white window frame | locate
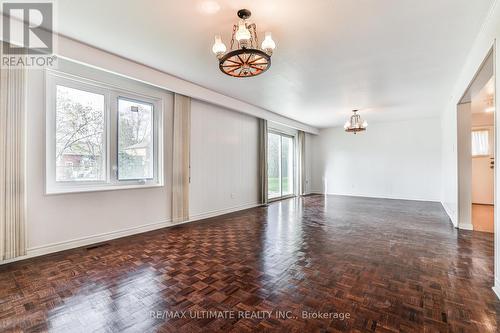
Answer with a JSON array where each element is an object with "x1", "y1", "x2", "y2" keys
[{"x1": 45, "y1": 70, "x2": 164, "y2": 194}]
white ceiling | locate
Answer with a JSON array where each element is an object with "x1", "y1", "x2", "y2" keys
[
  {"x1": 471, "y1": 74, "x2": 494, "y2": 126},
  {"x1": 472, "y1": 77, "x2": 495, "y2": 114},
  {"x1": 53, "y1": 0, "x2": 495, "y2": 128}
]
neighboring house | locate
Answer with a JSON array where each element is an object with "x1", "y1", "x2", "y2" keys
[{"x1": 57, "y1": 147, "x2": 100, "y2": 181}]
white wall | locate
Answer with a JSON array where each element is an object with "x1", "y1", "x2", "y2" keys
[
  {"x1": 440, "y1": 0, "x2": 500, "y2": 296},
  {"x1": 55, "y1": 35, "x2": 318, "y2": 135},
  {"x1": 0, "y1": 34, "x2": 317, "y2": 264},
  {"x1": 310, "y1": 118, "x2": 442, "y2": 201},
  {"x1": 23, "y1": 63, "x2": 269, "y2": 259},
  {"x1": 189, "y1": 100, "x2": 260, "y2": 219},
  {"x1": 26, "y1": 62, "x2": 174, "y2": 255}
]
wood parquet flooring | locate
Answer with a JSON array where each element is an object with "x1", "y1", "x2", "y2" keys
[{"x1": 0, "y1": 195, "x2": 499, "y2": 332}]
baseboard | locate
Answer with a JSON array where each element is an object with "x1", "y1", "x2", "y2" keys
[
  {"x1": 315, "y1": 192, "x2": 440, "y2": 203},
  {"x1": 1, "y1": 202, "x2": 261, "y2": 266},
  {"x1": 0, "y1": 218, "x2": 174, "y2": 265},
  {"x1": 441, "y1": 202, "x2": 458, "y2": 227},
  {"x1": 459, "y1": 223, "x2": 474, "y2": 231},
  {"x1": 493, "y1": 278, "x2": 500, "y2": 299},
  {"x1": 187, "y1": 202, "x2": 260, "y2": 222}
]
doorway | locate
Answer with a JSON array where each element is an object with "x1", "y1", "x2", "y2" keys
[
  {"x1": 471, "y1": 77, "x2": 495, "y2": 232},
  {"x1": 457, "y1": 49, "x2": 495, "y2": 232},
  {"x1": 268, "y1": 131, "x2": 295, "y2": 200}
]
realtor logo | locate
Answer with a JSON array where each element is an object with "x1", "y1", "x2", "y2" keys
[{"x1": 2, "y1": 2, "x2": 53, "y2": 54}]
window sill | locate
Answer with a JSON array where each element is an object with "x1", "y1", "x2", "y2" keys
[{"x1": 45, "y1": 182, "x2": 164, "y2": 195}]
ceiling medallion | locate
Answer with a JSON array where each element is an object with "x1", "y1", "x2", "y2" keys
[
  {"x1": 344, "y1": 110, "x2": 368, "y2": 134},
  {"x1": 212, "y1": 9, "x2": 276, "y2": 78}
]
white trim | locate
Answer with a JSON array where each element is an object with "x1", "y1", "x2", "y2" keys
[
  {"x1": 55, "y1": 34, "x2": 319, "y2": 135},
  {"x1": 45, "y1": 68, "x2": 164, "y2": 194},
  {"x1": 493, "y1": 278, "x2": 500, "y2": 299},
  {"x1": 188, "y1": 202, "x2": 261, "y2": 222},
  {"x1": 459, "y1": 223, "x2": 474, "y2": 230},
  {"x1": 0, "y1": 202, "x2": 261, "y2": 266},
  {"x1": 441, "y1": 202, "x2": 458, "y2": 227},
  {"x1": 44, "y1": 183, "x2": 164, "y2": 195},
  {"x1": 313, "y1": 192, "x2": 441, "y2": 203}
]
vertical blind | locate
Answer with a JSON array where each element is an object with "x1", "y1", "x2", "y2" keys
[{"x1": 0, "y1": 54, "x2": 27, "y2": 260}]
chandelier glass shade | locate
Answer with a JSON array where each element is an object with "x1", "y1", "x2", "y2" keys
[
  {"x1": 212, "y1": 9, "x2": 276, "y2": 78},
  {"x1": 344, "y1": 110, "x2": 368, "y2": 134}
]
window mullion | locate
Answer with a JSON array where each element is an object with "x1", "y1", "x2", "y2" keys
[{"x1": 109, "y1": 92, "x2": 118, "y2": 183}]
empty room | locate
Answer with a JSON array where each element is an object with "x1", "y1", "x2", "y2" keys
[{"x1": 1, "y1": 0, "x2": 500, "y2": 332}]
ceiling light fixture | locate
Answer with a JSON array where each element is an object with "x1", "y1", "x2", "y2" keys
[
  {"x1": 212, "y1": 9, "x2": 276, "y2": 78},
  {"x1": 344, "y1": 110, "x2": 368, "y2": 134},
  {"x1": 485, "y1": 96, "x2": 495, "y2": 113}
]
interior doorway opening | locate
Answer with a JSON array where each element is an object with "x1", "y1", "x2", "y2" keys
[{"x1": 457, "y1": 49, "x2": 495, "y2": 232}]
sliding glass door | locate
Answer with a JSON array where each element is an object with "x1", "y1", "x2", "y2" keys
[{"x1": 268, "y1": 131, "x2": 295, "y2": 200}]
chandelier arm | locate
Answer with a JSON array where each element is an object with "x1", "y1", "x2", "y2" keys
[
  {"x1": 236, "y1": 54, "x2": 245, "y2": 64},
  {"x1": 225, "y1": 59, "x2": 241, "y2": 65},
  {"x1": 226, "y1": 67, "x2": 240, "y2": 75},
  {"x1": 249, "y1": 65, "x2": 265, "y2": 71},
  {"x1": 230, "y1": 24, "x2": 237, "y2": 51},
  {"x1": 248, "y1": 56, "x2": 264, "y2": 64},
  {"x1": 249, "y1": 23, "x2": 258, "y2": 49}
]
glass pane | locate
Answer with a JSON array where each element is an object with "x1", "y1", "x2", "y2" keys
[
  {"x1": 56, "y1": 85, "x2": 105, "y2": 182},
  {"x1": 281, "y1": 136, "x2": 294, "y2": 196},
  {"x1": 118, "y1": 98, "x2": 154, "y2": 180},
  {"x1": 268, "y1": 133, "x2": 281, "y2": 199}
]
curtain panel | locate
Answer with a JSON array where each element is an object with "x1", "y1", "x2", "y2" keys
[
  {"x1": 0, "y1": 59, "x2": 27, "y2": 260},
  {"x1": 172, "y1": 93, "x2": 191, "y2": 223},
  {"x1": 297, "y1": 130, "x2": 306, "y2": 196},
  {"x1": 259, "y1": 119, "x2": 268, "y2": 205}
]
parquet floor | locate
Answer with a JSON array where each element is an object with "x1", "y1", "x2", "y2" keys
[{"x1": 0, "y1": 195, "x2": 499, "y2": 332}]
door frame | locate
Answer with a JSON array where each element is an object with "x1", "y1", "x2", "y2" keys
[{"x1": 457, "y1": 45, "x2": 496, "y2": 231}]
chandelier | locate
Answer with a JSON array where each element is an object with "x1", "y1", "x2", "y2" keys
[
  {"x1": 344, "y1": 110, "x2": 368, "y2": 134},
  {"x1": 212, "y1": 9, "x2": 276, "y2": 78}
]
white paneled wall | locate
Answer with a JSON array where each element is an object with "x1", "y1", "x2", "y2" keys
[
  {"x1": 189, "y1": 100, "x2": 260, "y2": 219},
  {"x1": 310, "y1": 118, "x2": 442, "y2": 201}
]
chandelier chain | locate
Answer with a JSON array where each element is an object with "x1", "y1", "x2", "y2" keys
[{"x1": 230, "y1": 24, "x2": 237, "y2": 50}]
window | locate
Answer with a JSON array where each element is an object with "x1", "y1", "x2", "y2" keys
[
  {"x1": 55, "y1": 85, "x2": 105, "y2": 182},
  {"x1": 472, "y1": 130, "x2": 489, "y2": 156},
  {"x1": 46, "y1": 70, "x2": 163, "y2": 194},
  {"x1": 268, "y1": 131, "x2": 295, "y2": 200},
  {"x1": 118, "y1": 98, "x2": 154, "y2": 180}
]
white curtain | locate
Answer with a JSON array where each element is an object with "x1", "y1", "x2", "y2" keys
[
  {"x1": 172, "y1": 94, "x2": 191, "y2": 223},
  {"x1": 0, "y1": 57, "x2": 27, "y2": 260},
  {"x1": 297, "y1": 130, "x2": 306, "y2": 196},
  {"x1": 259, "y1": 119, "x2": 268, "y2": 205},
  {"x1": 471, "y1": 130, "x2": 489, "y2": 156}
]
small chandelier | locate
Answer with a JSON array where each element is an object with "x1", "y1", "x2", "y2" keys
[
  {"x1": 212, "y1": 9, "x2": 276, "y2": 78},
  {"x1": 485, "y1": 96, "x2": 495, "y2": 113},
  {"x1": 344, "y1": 110, "x2": 368, "y2": 134}
]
